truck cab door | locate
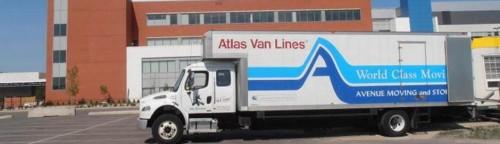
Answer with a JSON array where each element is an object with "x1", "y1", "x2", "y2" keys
[
  {"x1": 212, "y1": 69, "x2": 236, "y2": 113},
  {"x1": 183, "y1": 70, "x2": 215, "y2": 113}
]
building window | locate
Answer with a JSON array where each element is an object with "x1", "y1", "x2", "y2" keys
[
  {"x1": 53, "y1": 50, "x2": 66, "y2": 63},
  {"x1": 252, "y1": 12, "x2": 274, "y2": 23},
  {"x1": 485, "y1": 56, "x2": 500, "y2": 88},
  {"x1": 181, "y1": 38, "x2": 202, "y2": 45},
  {"x1": 352, "y1": 10, "x2": 361, "y2": 20},
  {"x1": 296, "y1": 11, "x2": 321, "y2": 22},
  {"x1": 441, "y1": 11, "x2": 451, "y2": 25},
  {"x1": 326, "y1": 10, "x2": 361, "y2": 21},
  {"x1": 147, "y1": 38, "x2": 179, "y2": 46},
  {"x1": 216, "y1": 70, "x2": 231, "y2": 86},
  {"x1": 278, "y1": 11, "x2": 293, "y2": 22},
  {"x1": 204, "y1": 13, "x2": 226, "y2": 24},
  {"x1": 188, "y1": 13, "x2": 200, "y2": 24},
  {"x1": 52, "y1": 77, "x2": 66, "y2": 90},
  {"x1": 148, "y1": 14, "x2": 166, "y2": 20},
  {"x1": 147, "y1": 14, "x2": 168, "y2": 26},
  {"x1": 146, "y1": 14, "x2": 179, "y2": 24},
  {"x1": 230, "y1": 12, "x2": 251, "y2": 23},
  {"x1": 325, "y1": 10, "x2": 340, "y2": 21},
  {"x1": 54, "y1": 24, "x2": 66, "y2": 36},
  {"x1": 170, "y1": 14, "x2": 177, "y2": 25},
  {"x1": 147, "y1": 38, "x2": 202, "y2": 46}
]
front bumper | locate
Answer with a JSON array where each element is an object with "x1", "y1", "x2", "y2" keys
[{"x1": 137, "y1": 118, "x2": 149, "y2": 129}]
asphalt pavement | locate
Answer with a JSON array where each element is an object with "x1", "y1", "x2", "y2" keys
[{"x1": 1, "y1": 108, "x2": 500, "y2": 144}]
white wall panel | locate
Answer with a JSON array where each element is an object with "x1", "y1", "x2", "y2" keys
[
  {"x1": 52, "y1": 63, "x2": 67, "y2": 77},
  {"x1": 53, "y1": 37, "x2": 67, "y2": 50}
]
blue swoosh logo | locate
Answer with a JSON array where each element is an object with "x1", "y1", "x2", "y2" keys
[
  {"x1": 248, "y1": 38, "x2": 448, "y2": 104},
  {"x1": 248, "y1": 37, "x2": 447, "y2": 84}
]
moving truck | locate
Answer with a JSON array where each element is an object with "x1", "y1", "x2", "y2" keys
[{"x1": 138, "y1": 31, "x2": 478, "y2": 144}]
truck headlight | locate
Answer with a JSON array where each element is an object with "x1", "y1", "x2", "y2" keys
[{"x1": 141, "y1": 106, "x2": 151, "y2": 111}]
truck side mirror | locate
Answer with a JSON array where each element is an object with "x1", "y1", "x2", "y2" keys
[{"x1": 186, "y1": 70, "x2": 194, "y2": 90}]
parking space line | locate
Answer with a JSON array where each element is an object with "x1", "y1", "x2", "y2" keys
[{"x1": 28, "y1": 116, "x2": 133, "y2": 144}]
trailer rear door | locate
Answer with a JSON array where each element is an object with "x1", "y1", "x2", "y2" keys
[
  {"x1": 398, "y1": 42, "x2": 428, "y2": 102},
  {"x1": 447, "y1": 37, "x2": 474, "y2": 103}
]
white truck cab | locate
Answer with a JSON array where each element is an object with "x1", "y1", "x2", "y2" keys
[{"x1": 138, "y1": 61, "x2": 236, "y2": 143}]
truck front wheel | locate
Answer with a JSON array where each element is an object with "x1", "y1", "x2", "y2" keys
[
  {"x1": 378, "y1": 110, "x2": 409, "y2": 137},
  {"x1": 152, "y1": 114, "x2": 184, "y2": 144}
]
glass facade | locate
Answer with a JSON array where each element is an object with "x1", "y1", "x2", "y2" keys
[{"x1": 141, "y1": 58, "x2": 200, "y2": 97}]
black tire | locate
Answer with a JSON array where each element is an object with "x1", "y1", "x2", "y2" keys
[
  {"x1": 152, "y1": 114, "x2": 184, "y2": 144},
  {"x1": 378, "y1": 110, "x2": 409, "y2": 137}
]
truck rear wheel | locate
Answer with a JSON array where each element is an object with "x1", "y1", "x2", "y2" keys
[
  {"x1": 378, "y1": 110, "x2": 409, "y2": 137},
  {"x1": 152, "y1": 114, "x2": 184, "y2": 144}
]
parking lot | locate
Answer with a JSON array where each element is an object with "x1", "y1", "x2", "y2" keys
[{"x1": 1, "y1": 108, "x2": 500, "y2": 144}]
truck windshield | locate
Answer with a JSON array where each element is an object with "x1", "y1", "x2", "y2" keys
[{"x1": 173, "y1": 70, "x2": 185, "y2": 92}]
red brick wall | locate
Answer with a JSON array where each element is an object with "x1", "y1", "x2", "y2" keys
[
  {"x1": 46, "y1": 0, "x2": 130, "y2": 103},
  {"x1": 3, "y1": 96, "x2": 36, "y2": 108},
  {"x1": 132, "y1": 0, "x2": 373, "y2": 45}
]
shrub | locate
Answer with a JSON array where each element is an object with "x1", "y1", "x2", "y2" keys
[
  {"x1": 78, "y1": 98, "x2": 86, "y2": 105},
  {"x1": 44, "y1": 101, "x2": 54, "y2": 106},
  {"x1": 131, "y1": 99, "x2": 137, "y2": 106},
  {"x1": 107, "y1": 96, "x2": 114, "y2": 104}
]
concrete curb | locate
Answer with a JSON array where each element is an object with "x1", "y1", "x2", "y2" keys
[
  {"x1": 0, "y1": 109, "x2": 29, "y2": 113},
  {"x1": 0, "y1": 115, "x2": 13, "y2": 120},
  {"x1": 88, "y1": 110, "x2": 139, "y2": 116},
  {"x1": 76, "y1": 106, "x2": 139, "y2": 110},
  {"x1": 28, "y1": 106, "x2": 76, "y2": 118}
]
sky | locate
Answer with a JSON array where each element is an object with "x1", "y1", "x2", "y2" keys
[
  {"x1": 0, "y1": 0, "x2": 497, "y2": 72},
  {"x1": 0, "y1": 0, "x2": 46, "y2": 73}
]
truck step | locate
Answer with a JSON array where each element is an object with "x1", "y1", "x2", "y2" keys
[{"x1": 188, "y1": 118, "x2": 220, "y2": 134}]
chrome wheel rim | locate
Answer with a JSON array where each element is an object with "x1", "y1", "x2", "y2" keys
[
  {"x1": 158, "y1": 120, "x2": 177, "y2": 140},
  {"x1": 389, "y1": 115, "x2": 405, "y2": 132}
]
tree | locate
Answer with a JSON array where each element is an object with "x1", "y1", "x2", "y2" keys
[
  {"x1": 100, "y1": 85, "x2": 112, "y2": 103},
  {"x1": 34, "y1": 86, "x2": 45, "y2": 105},
  {"x1": 66, "y1": 66, "x2": 80, "y2": 105}
]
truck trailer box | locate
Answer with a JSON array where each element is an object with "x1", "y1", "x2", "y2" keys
[
  {"x1": 203, "y1": 31, "x2": 474, "y2": 111},
  {"x1": 139, "y1": 31, "x2": 477, "y2": 143}
]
